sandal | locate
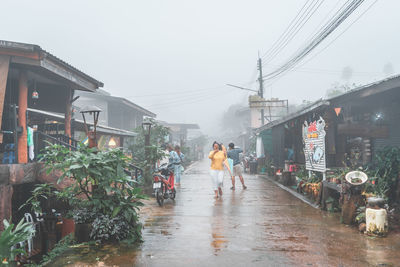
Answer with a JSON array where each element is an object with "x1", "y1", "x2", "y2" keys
[{"x1": 230, "y1": 186, "x2": 235, "y2": 190}]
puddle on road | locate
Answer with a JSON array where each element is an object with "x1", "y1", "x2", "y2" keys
[
  {"x1": 50, "y1": 243, "x2": 142, "y2": 266},
  {"x1": 49, "y1": 162, "x2": 400, "y2": 266}
]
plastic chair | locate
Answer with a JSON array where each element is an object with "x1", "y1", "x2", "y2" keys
[
  {"x1": 23, "y1": 213, "x2": 35, "y2": 255},
  {"x1": 12, "y1": 213, "x2": 36, "y2": 257}
]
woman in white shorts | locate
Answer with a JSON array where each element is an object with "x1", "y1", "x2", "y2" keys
[{"x1": 208, "y1": 142, "x2": 232, "y2": 199}]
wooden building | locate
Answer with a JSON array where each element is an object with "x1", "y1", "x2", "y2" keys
[
  {"x1": 0, "y1": 40, "x2": 103, "y2": 230},
  {"x1": 257, "y1": 75, "x2": 400, "y2": 169}
]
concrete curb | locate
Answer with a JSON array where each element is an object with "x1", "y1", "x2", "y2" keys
[{"x1": 258, "y1": 174, "x2": 320, "y2": 209}]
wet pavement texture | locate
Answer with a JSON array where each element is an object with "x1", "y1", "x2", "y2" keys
[{"x1": 53, "y1": 159, "x2": 400, "y2": 267}]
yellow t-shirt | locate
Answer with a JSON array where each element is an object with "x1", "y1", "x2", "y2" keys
[{"x1": 209, "y1": 150, "x2": 226, "y2": 170}]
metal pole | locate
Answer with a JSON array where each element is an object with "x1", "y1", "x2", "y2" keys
[
  {"x1": 258, "y1": 57, "x2": 265, "y2": 126},
  {"x1": 145, "y1": 133, "x2": 150, "y2": 183}
]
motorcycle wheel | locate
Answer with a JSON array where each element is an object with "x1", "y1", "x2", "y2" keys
[
  {"x1": 170, "y1": 188, "x2": 176, "y2": 200},
  {"x1": 156, "y1": 187, "x2": 164, "y2": 206}
]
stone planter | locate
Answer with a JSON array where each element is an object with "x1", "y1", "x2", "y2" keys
[{"x1": 75, "y1": 223, "x2": 92, "y2": 243}]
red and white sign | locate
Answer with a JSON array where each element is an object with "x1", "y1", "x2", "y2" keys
[{"x1": 302, "y1": 117, "x2": 326, "y2": 172}]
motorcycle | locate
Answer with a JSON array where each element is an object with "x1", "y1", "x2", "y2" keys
[
  {"x1": 153, "y1": 163, "x2": 176, "y2": 206},
  {"x1": 242, "y1": 153, "x2": 256, "y2": 173}
]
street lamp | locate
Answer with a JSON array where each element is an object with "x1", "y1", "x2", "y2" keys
[
  {"x1": 142, "y1": 121, "x2": 152, "y2": 153},
  {"x1": 142, "y1": 121, "x2": 152, "y2": 184},
  {"x1": 141, "y1": 122, "x2": 152, "y2": 136},
  {"x1": 80, "y1": 105, "x2": 102, "y2": 148}
]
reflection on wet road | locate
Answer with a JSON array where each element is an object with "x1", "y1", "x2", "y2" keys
[{"x1": 53, "y1": 159, "x2": 400, "y2": 266}]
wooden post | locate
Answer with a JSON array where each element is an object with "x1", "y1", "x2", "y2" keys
[
  {"x1": 18, "y1": 70, "x2": 28, "y2": 163},
  {"x1": 65, "y1": 89, "x2": 72, "y2": 139},
  {"x1": 0, "y1": 55, "x2": 10, "y2": 144},
  {"x1": 0, "y1": 185, "x2": 13, "y2": 231}
]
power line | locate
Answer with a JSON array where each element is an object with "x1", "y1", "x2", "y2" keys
[
  {"x1": 128, "y1": 78, "x2": 257, "y2": 99},
  {"x1": 127, "y1": 85, "x2": 225, "y2": 98},
  {"x1": 144, "y1": 86, "x2": 233, "y2": 108},
  {"x1": 292, "y1": 0, "x2": 379, "y2": 71},
  {"x1": 262, "y1": 0, "x2": 366, "y2": 81},
  {"x1": 262, "y1": 0, "x2": 326, "y2": 65},
  {"x1": 265, "y1": 0, "x2": 378, "y2": 88},
  {"x1": 146, "y1": 87, "x2": 234, "y2": 109},
  {"x1": 263, "y1": 1, "x2": 359, "y2": 80},
  {"x1": 261, "y1": 0, "x2": 312, "y2": 60},
  {"x1": 263, "y1": 64, "x2": 380, "y2": 75},
  {"x1": 302, "y1": 0, "x2": 348, "y2": 47},
  {"x1": 135, "y1": 88, "x2": 227, "y2": 108}
]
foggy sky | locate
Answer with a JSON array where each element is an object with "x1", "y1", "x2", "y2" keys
[{"x1": 2, "y1": 0, "x2": 400, "y2": 136}]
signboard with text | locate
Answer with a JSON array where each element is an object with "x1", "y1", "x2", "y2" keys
[{"x1": 302, "y1": 117, "x2": 326, "y2": 173}]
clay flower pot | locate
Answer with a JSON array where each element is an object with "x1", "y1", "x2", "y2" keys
[{"x1": 61, "y1": 217, "x2": 75, "y2": 238}]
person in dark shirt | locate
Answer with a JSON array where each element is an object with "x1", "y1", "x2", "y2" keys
[{"x1": 227, "y1": 143, "x2": 247, "y2": 190}]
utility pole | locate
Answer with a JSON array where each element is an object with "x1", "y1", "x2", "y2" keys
[{"x1": 258, "y1": 56, "x2": 265, "y2": 126}]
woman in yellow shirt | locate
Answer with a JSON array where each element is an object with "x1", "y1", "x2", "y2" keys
[{"x1": 208, "y1": 141, "x2": 232, "y2": 198}]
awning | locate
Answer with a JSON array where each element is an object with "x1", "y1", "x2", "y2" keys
[{"x1": 27, "y1": 108, "x2": 137, "y2": 137}]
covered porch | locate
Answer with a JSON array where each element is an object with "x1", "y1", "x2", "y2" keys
[{"x1": 0, "y1": 40, "x2": 103, "y2": 233}]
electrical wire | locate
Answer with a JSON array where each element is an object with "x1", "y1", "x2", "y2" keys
[
  {"x1": 291, "y1": 0, "x2": 379, "y2": 71},
  {"x1": 263, "y1": 64, "x2": 380, "y2": 75},
  {"x1": 263, "y1": 0, "x2": 359, "y2": 79},
  {"x1": 262, "y1": 0, "x2": 366, "y2": 81},
  {"x1": 265, "y1": 0, "x2": 378, "y2": 88},
  {"x1": 127, "y1": 85, "x2": 225, "y2": 98},
  {"x1": 146, "y1": 87, "x2": 235, "y2": 109},
  {"x1": 130, "y1": 87, "x2": 227, "y2": 108},
  {"x1": 261, "y1": 0, "x2": 312, "y2": 60},
  {"x1": 262, "y1": 0, "x2": 326, "y2": 65}
]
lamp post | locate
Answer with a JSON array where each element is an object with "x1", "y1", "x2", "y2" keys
[
  {"x1": 80, "y1": 105, "x2": 102, "y2": 148},
  {"x1": 142, "y1": 121, "x2": 152, "y2": 184}
]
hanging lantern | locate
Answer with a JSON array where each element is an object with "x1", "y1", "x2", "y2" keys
[
  {"x1": 32, "y1": 90, "x2": 39, "y2": 100},
  {"x1": 32, "y1": 80, "x2": 39, "y2": 105},
  {"x1": 108, "y1": 137, "x2": 117, "y2": 148}
]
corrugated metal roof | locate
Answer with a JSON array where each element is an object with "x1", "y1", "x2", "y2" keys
[
  {"x1": 0, "y1": 40, "x2": 103, "y2": 88},
  {"x1": 256, "y1": 74, "x2": 400, "y2": 133},
  {"x1": 255, "y1": 100, "x2": 330, "y2": 133},
  {"x1": 158, "y1": 121, "x2": 200, "y2": 130},
  {"x1": 76, "y1": 91, "x2": 156, "y2": 117}
]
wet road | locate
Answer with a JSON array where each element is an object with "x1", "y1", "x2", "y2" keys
[{"x1": 54, "y1": 159, "x2": 400, "y2": 267}]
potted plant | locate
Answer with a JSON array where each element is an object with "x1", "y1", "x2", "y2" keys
[
  {"x1": 19, "y1": 183, "x2": 74, "y2": 239},
  {"x1": 41, "y1": 144, "x2": 146, "y2": 244},
  {"x1": 0, "y1": 218, "x2": 35, "y2": 266},
  {"x1": 71, "y1": 208, "x2": 96, "y2": 243},
  {"x1": 325, "y1": 197, "x2": 335, "y2": 212}
]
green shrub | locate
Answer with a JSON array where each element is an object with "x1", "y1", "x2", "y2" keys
[
  {"x1": 41, "y1": 145, "x2": 146, "y2": 243},
  {"x1": 90, "y1": 215, "x2": 131, "y2": 242},
  {"x1": 367, "y1": 146, "x2": 400, "y2": 203},
  {"x1": 0, "y1": 218, "x2": 35, "y2": 264}
]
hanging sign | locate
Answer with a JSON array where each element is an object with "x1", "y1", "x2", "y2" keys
[
  {"x1": 302, "y1": 116, "x2": 326, "y2": 172},
  {"x1": 334, "y1": 107, "x2": 341, "y2": 116}
]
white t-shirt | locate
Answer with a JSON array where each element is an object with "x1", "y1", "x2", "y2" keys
[{"x1": 158, "y1": 149, "x2": 170, "y2": 167}]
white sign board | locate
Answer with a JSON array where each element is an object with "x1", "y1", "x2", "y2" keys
[{"x1": 302, "y1": 117, "x2": 326, "y2": 173}]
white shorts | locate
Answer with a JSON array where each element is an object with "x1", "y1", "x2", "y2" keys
[{"x1": 210, "y1": 169, "x2": 224, "y2": 190}]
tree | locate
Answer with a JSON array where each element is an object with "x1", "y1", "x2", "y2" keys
[
  {"x1": 341, "y1": 66, "x2": 353, "y2": 82},
  {"x1": 41, "y1": 145, "x2": 146, "y2": 243},
  {"x1": 326, "y1": 82, "x2": 359, "y2": 98},
  {"x1": 130, "y1": 118, "x2": 170, "y2": 183},
  {"x1": 383, "y1": 62, "x2": 395, "y2": 76}
]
